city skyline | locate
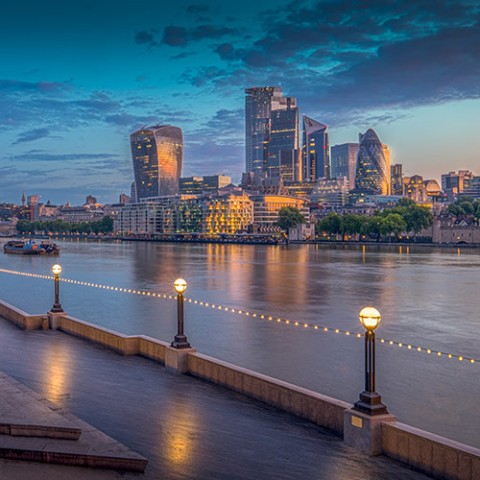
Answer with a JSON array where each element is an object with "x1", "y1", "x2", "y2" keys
[{"x1": 1, "y1": 0, "x2": 479, "y2": 204}]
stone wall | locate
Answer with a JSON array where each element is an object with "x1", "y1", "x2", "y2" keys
[
  {"x1": 188, "y1": 352, "x2": 350, "y2": 436},
  {"x1": 382, "y1": 422, "x2": 480, "y2": 480}
]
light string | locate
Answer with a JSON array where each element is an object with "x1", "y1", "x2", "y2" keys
[{"x1": 0, "y1": 267, "x2": 477, "y2": 365}]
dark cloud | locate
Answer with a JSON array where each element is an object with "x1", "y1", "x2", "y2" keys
[
  {"x1": 162, "y1": 26, "x2": 189, "y2": 46},
  {"x1": 134, "y1": 30, "x2": 158, "y2": 47},
  {"x1": 0, "y1": 79, "x2": 67, "y2": 93},
  {"x1": 13, "y1": 128, "x2": 50, "y2": 144}
]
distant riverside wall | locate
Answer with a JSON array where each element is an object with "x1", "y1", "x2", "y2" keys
[{"x1": 2, "y1": 299, "x2": 480, "y2": 480}]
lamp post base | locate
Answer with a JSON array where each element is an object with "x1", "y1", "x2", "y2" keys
[
  {"x1": 171, "y1": 334, "x2": 191, "y2": 349},
  {"x1": 50, "y1": 304, "x2": 64, "y2": 314},
  {"x1": 354, "y1": 391, "x2": 388, "y2": 416}
]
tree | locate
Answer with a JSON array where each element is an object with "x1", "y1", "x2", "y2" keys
[
  {"x1": 402, "y1": 204, "x2": 433, "y2": 238},
  {"x1": 343, "y1": 214, "x2": 364, "y2": 240},
  {"x1": 317, "y1": 213, "x2": 344, "y2": 238},
  {"x1": 381, "y1": 213, "x2": 407, "y2": 242},
  {"x1": 276, "y1": 206, "x2": 305, "y2": 231}
]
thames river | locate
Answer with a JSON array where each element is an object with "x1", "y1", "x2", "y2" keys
[{"x1": 1, "y1": 239, "x2": 479, "y2": 448}]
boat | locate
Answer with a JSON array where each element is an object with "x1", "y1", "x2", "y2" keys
[
  {"x1": 3, "y1": 239, "x2": 60, "y2": 255},
  {"x1": 39, "y1": 240, "x2": 60, "y2": 255}
]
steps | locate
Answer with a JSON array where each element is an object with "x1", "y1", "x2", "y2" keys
[{"x1": 0, "y1": 373, "x2": 147, "y2": 472}]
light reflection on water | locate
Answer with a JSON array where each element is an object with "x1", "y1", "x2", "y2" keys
[{"x1": 1, "y1": 239, "x2": 479, "y2": 447}]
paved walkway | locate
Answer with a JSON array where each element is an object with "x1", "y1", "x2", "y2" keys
[{"x1": 0, "y1": 317, "x2": 431, "y2": 479}]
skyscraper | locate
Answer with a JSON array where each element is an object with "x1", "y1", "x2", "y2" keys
[
  {"x1": 130, "y1": 125, "x2": 183, "y2": 201},
  {"x1": 302, "y1": 115, "x2": 330, "y2": 181},
  {"x1": 354, "y1": 129, "x2": 390, "y2": 195},
  {"x1": 266, "y1": 96, "x2": 299, "y2": 181},
  {"x1": 331, "y1": 143, "x2": 359, "y2": 189},
  {"x1": 390, "y1": 164, "x2": 403, "y2": 195},
  {"x1": 245, "y1": 87, "x2": 299, "y2": 180}
]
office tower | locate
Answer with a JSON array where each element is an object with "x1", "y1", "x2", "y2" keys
[
  {"x1": 266, "y1": 97, "x2": 300, "y2": 181},
  {"x1": 331, "y1": 143, "x2": 359, "y2": 189},
  {"x1": 354, "y1": 129, "x2": 390, "y2": 195},
  {"x1": 130, "y1": 125, "x2": 183, "y2": 201},
  {"x1": 390, "y1": 164, "x2": 403, "y2": 195},
  {"x1": 441, "y1": 170, "x2": 474, "y2": 201},
  {"x1": 245, "y1": 87, "x2": 299, "y2": 180},
  {"x1": 303, "y1": 115, "x2": 330, "y2": 181},
  {"x1": 180, "y1": 175, "x2": 232, "y2": 194}
]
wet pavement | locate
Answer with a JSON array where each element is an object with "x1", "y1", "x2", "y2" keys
[{"x1": 0, "y1": 317, "x2": 432, "y2": 479}]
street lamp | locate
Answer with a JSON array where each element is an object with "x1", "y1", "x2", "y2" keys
[
  {"x1": 353, "y1": 306, "x2": 388, "y2": 416},
  {"x1": 50, "y1": 264, "x2": 64, "y2": 313},
  {"x1": 171, "y1": 278, "x2": 191, "y2": 349}
]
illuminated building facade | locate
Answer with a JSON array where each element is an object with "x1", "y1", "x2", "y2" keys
[
  {"x1": 116, "y1": 193, "x2": 253, "y2": 235},
  {"x1": 250, "y1": 195, "x2": 309, "y2": 228},
  {"x1": 354, "y1": 129, "x2": 390, "y2": 195},
  {"x1": 331, "y1": 143, "x2": 358, "y2": 188},
  {"x1": 303, "y1": 115, "x2": 330, "y2": 181},
  {"x1": 130, "y1": 125, "x2": 183, "y2": 201},
  {"x1": 202, "y1": 192, "x2": 253, "y2": 234}
]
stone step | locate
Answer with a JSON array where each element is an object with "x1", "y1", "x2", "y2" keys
[
  {"x1": 0, "y1": 373, "x2": 147, "y2": 472},
  {"x1": 0, "y1": 373, "x2": 81, "y2": 440}
]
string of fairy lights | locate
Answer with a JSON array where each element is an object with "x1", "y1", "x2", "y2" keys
[{"x1": 0, "y1": 267, "x2": 477, "y2": 365}]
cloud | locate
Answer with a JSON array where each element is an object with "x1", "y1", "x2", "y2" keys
[
  {"x1": 0, "y1": 79, "x2": 67, "y2": 94},
  {"x1": 9, "y1": 151, "x2": 120, "y2": 162},
  {"x1": 13, "y1": 128, "x2": 50, "y2": 144},
  {"x1": 176, "y1": 0, "x2": 480, "y2": 123},
  {"x1": 134, "y1": 30, "x2": 159, "y2": 48}
]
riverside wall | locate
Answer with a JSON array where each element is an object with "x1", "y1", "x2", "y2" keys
[{"x1": 1, "y1": 299, "x2": 479, "y2": 480}]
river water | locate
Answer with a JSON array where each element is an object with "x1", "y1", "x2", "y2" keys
[{"x1": 1, "y1": 239, "x2": 479, "y2": 448}]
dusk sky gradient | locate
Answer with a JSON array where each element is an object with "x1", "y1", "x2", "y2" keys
[{"x1": 1, "y1": 0, "x2": 479, "y2": 204}]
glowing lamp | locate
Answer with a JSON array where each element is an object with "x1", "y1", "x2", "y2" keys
[
  {"x1": 359, "y1": 306, "x2": 381, "y2": 331},
  {"x1": 174, "y1": 278, "x2": 187, "y2": 294},
  {"x1": 52, "y1": 264, "x2": 62, "y2": 276}
]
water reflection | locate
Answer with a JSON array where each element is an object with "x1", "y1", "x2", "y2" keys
[{"x1": 40, "y1": 341, "x2": 71, "y2": 405}]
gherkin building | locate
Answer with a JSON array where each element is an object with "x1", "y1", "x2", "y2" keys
[{"x1": 354, "y1": 129, "x2": 390, "y2": 195}]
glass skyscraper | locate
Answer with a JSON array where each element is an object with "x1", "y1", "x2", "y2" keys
[
  {"x1": 266, "y1": 96, "x2": 299, "y2": 181},
  {"x1": 130, "y1": 125, "x2": 183, "y2": 201},
  {"x1": 303, "y1": 115, "x2": 330, "y2": 181},
  {"x1": 245, "y1": 87, "x2": 299, "y2": 180},
  {"x1": 331, "y1": 143, "x2": 359, "y2": 189},
  {"x1": 354, "y1": 129, "x2": 390, "y2": 195}
]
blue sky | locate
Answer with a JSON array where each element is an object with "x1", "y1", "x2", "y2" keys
[{"x1": 1, "y1": 0, "x2": 479, "y2": 205}]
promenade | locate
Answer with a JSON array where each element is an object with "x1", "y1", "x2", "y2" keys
[{"x1": 0, "y1": 316, "x2": 433, "y2": 479}]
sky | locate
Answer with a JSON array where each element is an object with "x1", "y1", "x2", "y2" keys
[{"x1": 1, "y1": 0, "x2": 479, "y2": 205}]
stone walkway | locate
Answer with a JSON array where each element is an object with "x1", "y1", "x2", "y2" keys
[{"x1": 0, "y1": 317, "x2": 432, "y2": 479}]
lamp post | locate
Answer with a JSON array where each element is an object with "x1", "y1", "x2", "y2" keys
[
  {"x1": 171, "y1": 278, "x2": 191, "y2": 349},
  {"x1": 354, "y1": 306, "x2": 388, "y2": 416},
  {"x1": 50, "y1": 264, "x2": 64, "y2": 313}
]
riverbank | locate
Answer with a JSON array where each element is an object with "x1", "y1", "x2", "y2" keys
[{"x1": 5, "y1": 232, "x2": 480, "y2": 248}]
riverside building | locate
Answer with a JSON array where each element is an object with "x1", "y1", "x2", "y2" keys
[{"x1": 130, "y1": 125, "x2": 183, "y2": 201}]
